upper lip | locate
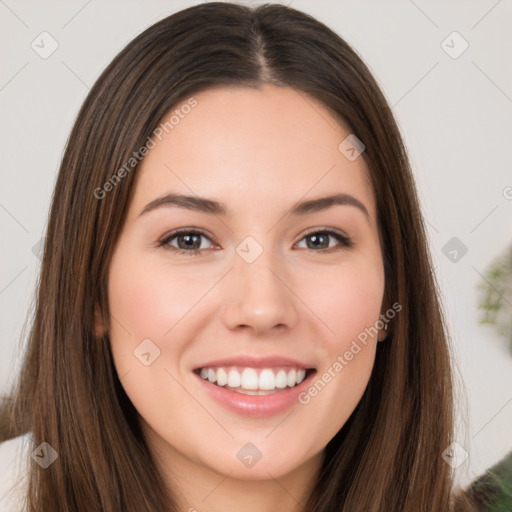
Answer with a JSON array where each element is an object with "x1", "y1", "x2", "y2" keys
[{"x1": 193, "y1": 355, "x2": 315, "y2": 370}]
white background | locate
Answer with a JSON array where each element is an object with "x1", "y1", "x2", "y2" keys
[{"x1": 0, "y1": 0, "x2": 511, "y2": 487}]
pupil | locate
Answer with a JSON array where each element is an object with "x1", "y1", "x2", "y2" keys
[
  {"x1": 308, "y1": 233, "x2": 328, "y2": 249},
  {"x1": 179, "y1": 234, "x2": 200, "y2": 250}
]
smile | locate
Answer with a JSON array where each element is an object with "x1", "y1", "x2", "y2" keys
[
  {"x1": 196, "y1": 366, "x2": 311, "y2": 395},
  {"x1": 193, "y1": 356, "x2": 317, "y2": 417}
]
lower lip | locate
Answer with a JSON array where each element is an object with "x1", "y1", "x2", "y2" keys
[{"x1": 194, "y1": 371, "x2": 316, "y2": 418}]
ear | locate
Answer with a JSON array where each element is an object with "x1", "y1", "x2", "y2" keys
[
  {"x1": 378, "y1": 287, "x2": 393, "y2": 341},
  {"x1": 377, "y1": 320, "x2": 389, "y2": 342},
  {"x1": 94, "y1": 302, "x2": 106, "y2": 338}
]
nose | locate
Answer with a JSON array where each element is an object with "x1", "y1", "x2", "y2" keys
[{"x1": 221, "y1": 248, "x2": 299, "y2": 335}]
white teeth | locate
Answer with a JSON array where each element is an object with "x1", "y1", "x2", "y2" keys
[
  {"x1": 198, "y1": 366, "x2": 310, "y2": 391},
  {"x1": 258, "y1": 369, "x2": 275, "y2": 390},
  {"x1": 216, "y1": 368, "x2": 228, "y2": 387},
  {"x1": 275, "y1": 370, "x2": 288, "y2": 389},
  {"x1": 287, "y1": 369, "x2": 296, "y2": 387},
  {"x1": 241, "y1": 368, "x2": 259, "y2": 390},
  {"x1": 227, "y1": 369, "x2": 241, "y2": 388}
]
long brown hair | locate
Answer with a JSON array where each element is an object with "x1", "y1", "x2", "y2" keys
[{"x1": 1, "y1": 2, "x2": 474, "y2": 510}]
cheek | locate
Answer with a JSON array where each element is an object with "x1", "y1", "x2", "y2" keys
[
  {"x1": 107, "y1": 251, "x2": 209, "y2": 348},
  {"x1": 295, "y1": 258, "x2": 383, "y2": 432},
  {"x1": 304, "y1": 258, "x2": 384, "y2": 346},
  {"x1": 105, "y1": 250, "x2": 201, "y2": 431}
]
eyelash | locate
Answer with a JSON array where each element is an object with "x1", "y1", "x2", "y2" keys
[{"x1": 158, "y1": 228, "x2": 354, "y2": 256}]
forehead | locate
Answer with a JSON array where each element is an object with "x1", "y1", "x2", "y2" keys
[{"x1": 130, "y1": 84, "x2": 375, "y2": 222}]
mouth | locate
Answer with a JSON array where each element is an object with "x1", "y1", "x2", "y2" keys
[
  {"x1": 192, "y1": 357, "x2": 317, "y2": 417},
  {"x1": 194, "y1": 366, "x2": 316, "y2": 395}
]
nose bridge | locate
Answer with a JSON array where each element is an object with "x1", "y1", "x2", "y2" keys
[{"x1": 221, "y1": 237, "x2": 299, "y2": 333}]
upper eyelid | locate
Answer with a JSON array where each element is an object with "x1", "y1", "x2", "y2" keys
[
  {"x1": 160, "y1": 228, "x2": 216, "y2": 245},
  {"x1": 300, "y1": 226, "x2": 349, "y2": 239}
]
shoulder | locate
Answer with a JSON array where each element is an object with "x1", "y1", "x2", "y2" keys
[{"x1": 0, "y1": 433, "x2": 32, "y2": 512}]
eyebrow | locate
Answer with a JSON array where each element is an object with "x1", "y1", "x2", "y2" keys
[{"x1": 139, "y1": 192, "x2": 370, "y2": 220}]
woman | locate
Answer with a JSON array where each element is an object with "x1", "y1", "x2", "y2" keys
[{"x1": 0, "y1": 2, "x2": 476, "y2": 511}]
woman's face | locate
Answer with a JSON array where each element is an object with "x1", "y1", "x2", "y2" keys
[{"x1": 102, "y1": 84, "x2": 385, "y2": 481}]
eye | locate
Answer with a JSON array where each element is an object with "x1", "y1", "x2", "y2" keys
[
  {"x1": 158, "y1": 229, "x2": 216, "y2": 255},
  {"x1": 158, "y1": 228, "x2": 353, "y2": 256},
  {"x1": 296, "y1": 229, "x2": 353, "y2": 252}
]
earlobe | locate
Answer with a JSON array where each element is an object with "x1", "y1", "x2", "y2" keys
[
  {"x1": 378, "y1": 287, "x2": 393, "y2": 342},
  {"x1": 94, "y1": 303, "x2": 106, "y2": 338},
  {"x1": 377, "y1": 323, "x2": 388, "y2": 342},
  {"x1": 377, "y1": 302, "x2": 391, "y2": 342}
]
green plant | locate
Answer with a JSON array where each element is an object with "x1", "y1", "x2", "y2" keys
[
  {"x1": 477, "y1": 243, "x2": 512, "y2": 354},
  {"x1": 469, "y1": 451, "x2": 512, "y2": 511}
]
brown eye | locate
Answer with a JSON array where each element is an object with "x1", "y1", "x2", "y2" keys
[
  {"x1": 297, "y1": 230, "x2": 353, "y2": 251},
  {"x1": 159, "y1": 230, "x2": 214, "y2": 255}
]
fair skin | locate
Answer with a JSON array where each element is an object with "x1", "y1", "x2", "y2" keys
[{"x1": 98, "y1": 84, "x2": 385, "y2": 512}]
